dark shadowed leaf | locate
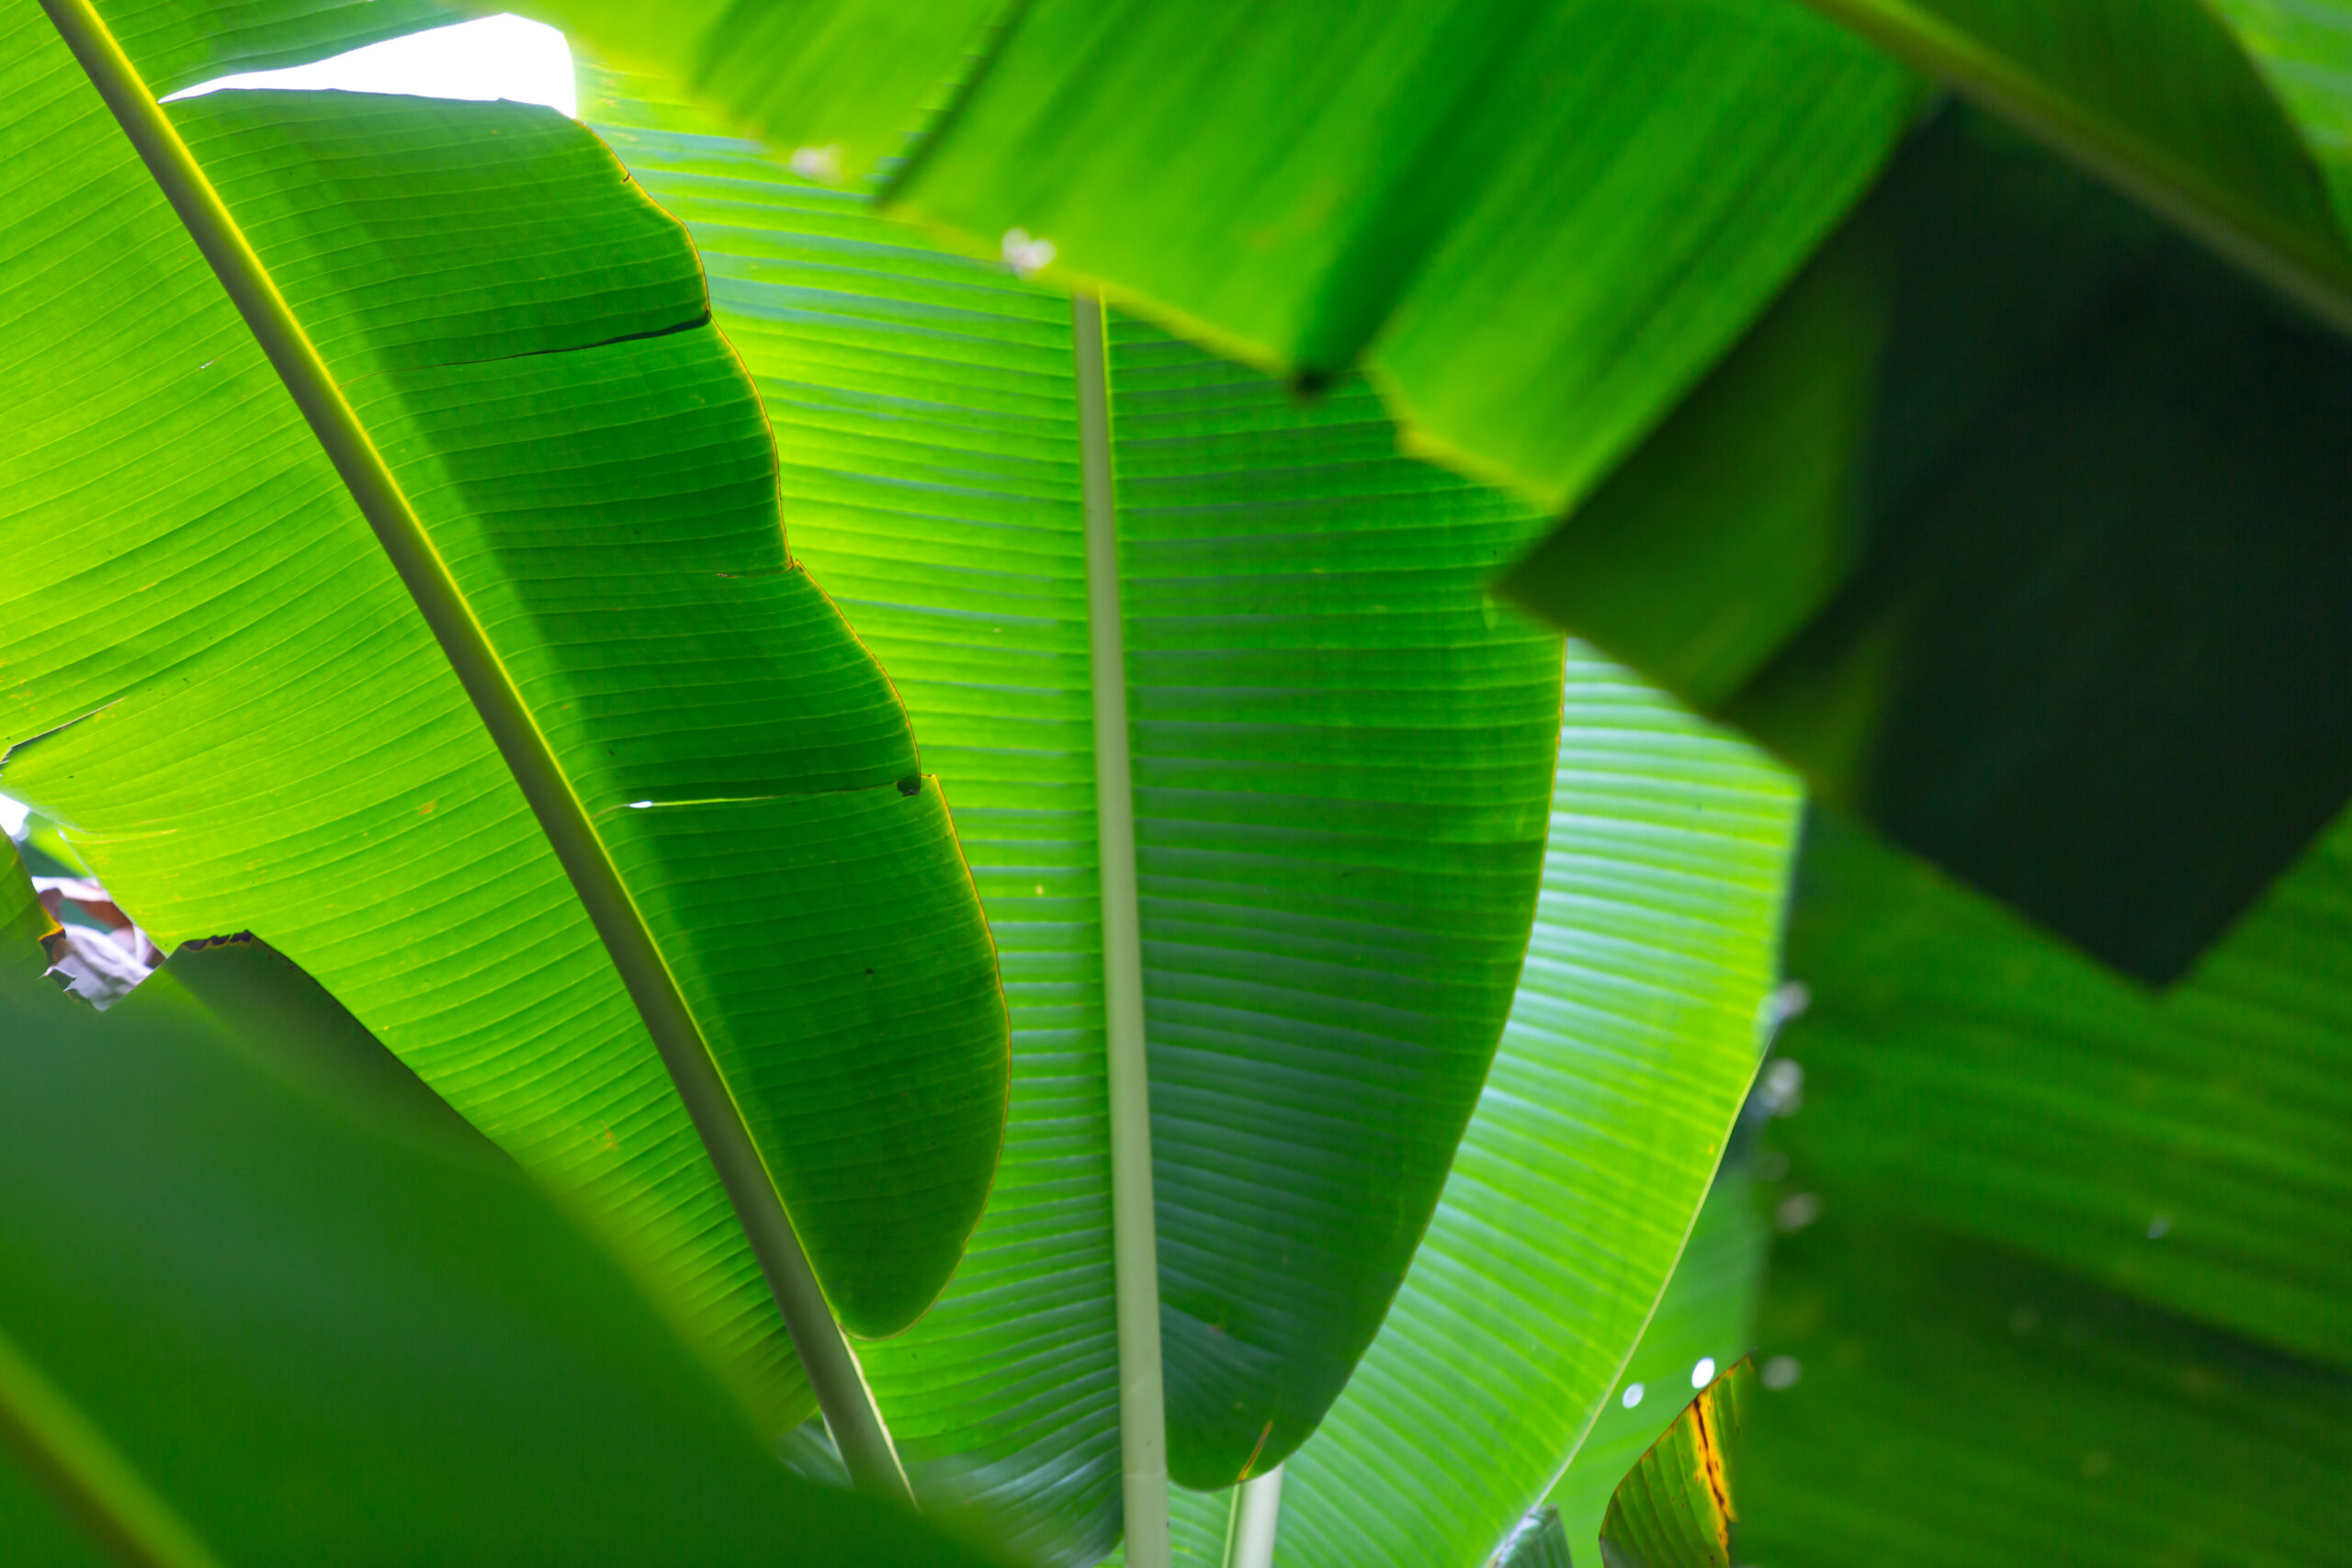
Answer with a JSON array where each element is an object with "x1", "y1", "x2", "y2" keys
[
  {"x1": 1506, "y1": 105, "x2": 2352, "y2": 982},
  {"x1": 0, "y1": 852, "x2": 994, "y2": 1566},
  {"x1": 1739, "y1": 795, "x2": 2352, "y2": 1563}
]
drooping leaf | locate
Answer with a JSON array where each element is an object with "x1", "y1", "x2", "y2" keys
[
  {"x1": 0, "y1": 852, "x2": 990, "y2": 1566},
  {"x1": 510, "y1": 0, "x2": 1919, "y2": 513},
  {"x1": 1790, "y1": 0, "x2": 2352, "y2": 328},
  {"x1": 1773, "y1": 804, "x2": 2352, "y2": 1370},
  {"x1": 1505, "y1": 103, "x2": 2352, "y2": 982},
  {"x1": 578, "y1": 59, "x2": 1571, "y2": 1552},
  {"x1": 1, "y1": 8, "x2": 1005, "y2": 1440},
  {"x1": 1741, "y1": 1210, "x2": 2352, "y2": 1567},
  {"x1": 1597, "y1": 1357, "x2": 1754, "y2": 1568}
]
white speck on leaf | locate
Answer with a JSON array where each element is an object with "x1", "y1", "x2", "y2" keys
[
  {"x1": 1001, "y1": 229, "x2": 1057, "y2": 277},
  {"x1": 788, "y1": 144, "x2": 842, "y2": 181}
]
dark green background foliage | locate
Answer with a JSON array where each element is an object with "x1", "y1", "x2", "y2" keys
[
  {"x1": 1781, "y1": 807, "x2": 2352, "y2": 1366},
  {"x1": 0, "y1": 852, "x2": 991, "y2": 1566},
  {"x1": 1740, "y1": 802, "x2": 2352, "y2": 1562},
  {"x1": 1746, "y1": 1213, "x2": 2352, "y2": 1568}
]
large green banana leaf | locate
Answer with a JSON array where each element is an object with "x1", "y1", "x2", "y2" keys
[
  {"x1": 573, "y1": 62, "x2": 1564, "y2": 1540},
  {"x1": 1149, "y1": 654, "x2": 1797, "y2": 1568},
  {"x1": 0, "y1": 852, "x2": 989, "y2": 1567},
  {"x1": 1506, "y1": 102, "x2": 2352, "y2": 983},
  {"x1": 1787, "y1": 0, "x2": 2352, "y2": 326},
  {"x1": 0, "y1": 3, "x2": 1006, "y2": 1438},
  {"x1": 1231, "y1": 657, "x2": 1794, "y2": 1568},
  {"x1": 497, "y1": 0, "x2": 1921, "y2": 513}
]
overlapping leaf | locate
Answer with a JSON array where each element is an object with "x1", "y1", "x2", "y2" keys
[
  {"x1": 504, "y1": 0, "x2": 1920, "y2": 514},
  {"x1": 0, "y1": 852, "x2": 989, "y2": 1567},
  {"x1": 1245, "y1": 656, "x2": 1794, "y2": 1568},
  {"x1": 1546, "y1": 1166, "x2": 1769, "y2": 1567},
  {"x1": 1, "y1": 8, "x2": 1006, "y2": 1436},
  {"x1": 1597, "y1": 1358, "x2": 1753, "y2": 1568},
  {"x1": 1507, "y1": 104, "x2": 2352, "y2": 981}
]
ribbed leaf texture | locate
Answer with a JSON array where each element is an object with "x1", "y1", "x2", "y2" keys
[
  {"x1": 578, "y1": 61, "x2": 1566, "y2": 1549},
  {"x1": 0, "y1": 8, "x2": 1007, "y2": 1436},
  {"x1": 1148, "y1": 655, "x2": 1797, "y2": 1568}
]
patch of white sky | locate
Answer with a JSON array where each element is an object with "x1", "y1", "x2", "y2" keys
[
  {"x1": 3, "y1": 17, "x2": 571, "y2": 842},
  {"x1": 164, "y1": 13, "x2": 575, "y2": 117}
]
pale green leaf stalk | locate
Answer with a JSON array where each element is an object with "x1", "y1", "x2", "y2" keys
[
  {"x1": 1077, "y1": 290, "x2": 1173, "y2": 1568},
  {"x1": 1223, "y1": 1468, "x2": 1284, "y2": 1568}
]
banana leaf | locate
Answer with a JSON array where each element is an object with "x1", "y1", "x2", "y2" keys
[
  {"x1": 1505, "y1": 104, "x2": 2352, "y2": 982},
  {"x1": 0, "y1": 4, "x2": 1007, "y2": 1439},
  {"x1": 196, "y1": 0, "x2": 2352, "y2": 983},
  {"x1": 1597, "y1": 1358, "x2": 1754, "y2": 1568},
  {"x1": 0, "y1": 851, "x2": 988, "y2": 1566},
  {"x1": 508, "y1": 0, "x2": 2352, "y2": 983},
  {"x1": 1242, "y1": 657, "x2": 1793, "y2": 1568},
  {"x1": 1546, "y1": 1164, "x2": 1770, "y2": 1567},
  {"x1": 575, "y1": 62, "x2": 1565, "y2": 1541}
]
